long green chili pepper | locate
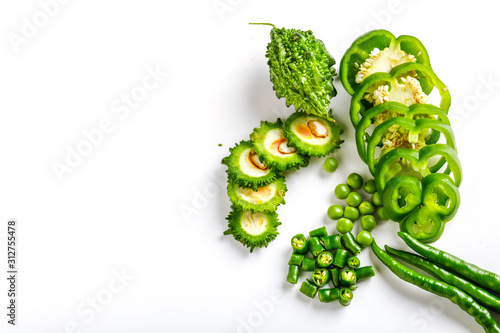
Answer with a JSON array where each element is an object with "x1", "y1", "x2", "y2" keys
[
  {"x1": 371, "y1": 240, "x2": 500, "y2": 333},
  {"x1": 398, "y1": 232, "x2": 500, "y2": 294},
  {"x1": 385, "y1": 245, "x2": 500, "y2": 314}
]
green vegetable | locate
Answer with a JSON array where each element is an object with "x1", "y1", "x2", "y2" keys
[
  {"x1": 287, "y1": 265, "x2": 300, "y2": 284},
  {"x1": 318, "y1": 288, "x2": 340, "y2": 303},
  {"x1": 371, "y1": 192, "x2": 383, "y2": 207},
  {"x1": 340, "y1": 269, "x2": 357, "y2": 287},
  {"x1": 312, "y1": 268, "x2": 330, "y2": 287},
  {"x1": 300, "y1": 279, "x2": 319, "y2": 298},
  {"x1": 226, "y1": 176, "x2": 287, "y2": 212},
  {"x1": 347, "y1": 256, "x2": 361, "y2": 269},
  {"x1": 371, "y1": 240, "x2": 500, "y2": 333},
  {"x1": 340, "y1": 29, "x2": 432, "y2": 95},
  {"x1": 343, "y1": 207, "x2": 359, "y2": 221},
  {"x1": 320, "y1": 234, "x2": 342, "y2": 250},
  {"x1": 323, "y1": 157, "x2": 339, "y2": 173},
  {"x1": 398, "y1": 232, "x2": 500, "y2": 295},
  {"x1": 360, "y1": 215, "x2": 376, "y2": 231},
  {"x1": 301, "y1": 258, "x2": 316, "y2": 271},
  {"x1": 307, "y1": 236, "x2": 325, "y2": 257},
  {"x1": 358, "y1": 201, "x2": 374, "y2": 215},
  {"x1": 327, "y1": 204, "x2": 343, "y2": 220},
  {"x1": 385, "y1": 245, "x2": 500, "y2": 314},
  {"x1": 309, "y1": 226, "x2": 328, "y2": 238},
  {"x1": 354, "y1": 266, "x2": 375, "y2": 282},
  {"x1": 291, "y1": 233, "x2": 308, "y2": 254},
  {"x1": 222, "y1": 140, "x2": 278, "y2": 191},
  {"x1": 346, "y1": 191, "x2": 362, "y2": 207},
  {"x1": 333, "y1": 248, "x2": 349, "y2": 268},
  {"x1": 223, "y1": 207, "x2": 281, "y2": 252},
  {"x1": 334, "y1": 183, "x2": 351, "y2": 199},
  {"x1": 253, "y1": 23, "x2": 337, "y2": 119},
  {"x1": 288, "y1": 253, "x2": 304, "y2": 266},
  {"x1": 339, "y1": 288, "x2": 353, "y2": 306},
  {"x1": 250, "y1": 118, "x2": 309, "y2": 171},
  {"x1": 347, "y1": 172, "x2": 363, "y2": 189},
  {"x1": 363, "y1": 179, "x2": 377, "y2": 194},
  {"x1": 341, "y1": 232, "x2": 362, "y2": 256},
  {"x1": 317, "y1": 251, "x2": 334, "y2": 268},
  {"x1": 336, "y1": 217, "x2": 353, "y2": 234},
  {"x1": 356, "y1": 230, "x2": 373, "y2": 247},
  {"x1": 283, "y1": 111, "x2": 343, "y2": 157}
]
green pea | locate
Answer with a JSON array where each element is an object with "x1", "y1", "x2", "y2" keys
[
  {"x1": 360, "y1": 215, "x2": 376, "y2": 231},
  {"x1": 327, "y1": 204, "x2": 344, "y2": 220},
  {"x1": 346, "y1": 192, "x2": 362, "y2": 207},
  {"x1": 359, "y1": 201, "x2": 375, "y2": 215},
  {"x1": 323, "y1": 157, "x2": 339, "y2": 173},
  {"x1": 343, "y1": 206, "x2": 360, "y2": 221},
  {"x1": 356, "y1": 230, "x2": 373, "y2": 247},
  {"x1": 371, "y1": 192, "x2": 383, "y2": 207},
  {"x1": 363, "y1": 179, "x2": 376, "y2": 194},
  {"x1": 347, "y1": 173, "x2": 363, "y2": 189},
  {"x1": 336, "y1": 218, "x2": 353, "y2": 234},
  {"x1": 377, "y1": 207, "x2": 389, "y2": 221},
  {"x1": 335, "y1": 184, "x2": 351, "y2": 200}
]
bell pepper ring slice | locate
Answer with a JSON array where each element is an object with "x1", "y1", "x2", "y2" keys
[
  {"x1": 374, "y1": 144, "x2": 462, "y2": 194},
  {"x1": 355, "y1": 102, "x2": 450, "y2": 164},
  {"x1": 421, "y1": 173, "x2": 460, "y2": 222},
  {"x1": 366, "y1": 117, "x2": 457, "y2": 175},
  {"x1": 382, "y1": 175, "x2": 423, "y2": 222},
  {"x1": 400, "y1": 206, "x2": 445, "y2": 243},
  {"x1": 340, "y1": 29, "x2": 432, "y2": 95},
  {"x1": 349, "y1": 62, "x2": 451, "y2": 128}
]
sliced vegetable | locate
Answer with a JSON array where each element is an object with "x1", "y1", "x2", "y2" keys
[
  {"x1": 283, "y1": 111, "x2": 343, "y2": 157},
  {"x1": 250, "y1": 119, "x2": 309, "y2": 171},
  {"x1": 223, "y1": 208, "x2": 281, "y2": 252},
  {"x1": 227, "y1": 176, "x2": 287, "y2": 212}
]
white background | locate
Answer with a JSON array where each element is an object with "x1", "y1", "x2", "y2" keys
[{"x1": 1, "y1": 0, "x2": 500, "y2": 332}]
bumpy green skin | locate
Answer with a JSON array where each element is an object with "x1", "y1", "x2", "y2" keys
[
  {"x1": 221, "y1": 140, "x2": 278, "y2": 191},
  {"x1": 227, "y1": 176, "x2": 287, "y2": 212},
  {"x1": 250, "y1": 118, "x2": 309, "y2": 171},
  {"x1": 263, "y1": 24, "x2": 337, "y2": 118},
  {"x1": 283, "y1": 111, "x2": 343, "y2": 157},
  {"x1": 223, "y1": 207, "x2": 281, "y2": 252}
]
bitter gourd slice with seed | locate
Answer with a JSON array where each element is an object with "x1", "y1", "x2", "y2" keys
[
  {"x1": 227, "y1": 176, "x2": 286, "y2": 213},
  {"x1": 283, "y1": 112, "x2": 343, "y2": 157},
  {"x1": 223, "y1": 207, "x2": 281, "y2": 252},
  {"x1": 250, "y1": 119, "x2": 309, "y2": 171},
  {"x1": 221, "y1": 140, "x2": 278, "y2": 191}
]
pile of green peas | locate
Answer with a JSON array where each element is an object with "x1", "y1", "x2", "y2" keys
[{"x1": 324, "y1": 168, "x2": 388, "y2": 247}]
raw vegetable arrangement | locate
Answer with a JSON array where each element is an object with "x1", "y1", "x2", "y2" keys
[{"x1": 220, "y1": 25, "x2": 500, "y2": 332}]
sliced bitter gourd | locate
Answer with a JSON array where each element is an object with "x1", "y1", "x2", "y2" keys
[
  {"x1": 222, "y1": 140, "x2": 278, "y2": 191},
  {"x1": 223, "y1": 207, "x2": 281, "y2": 252},
  {"x1": 250, "y1": 119, "x2": 309, "y2": 171},
  {"x1": 227, "y1": 176, "x2": 287, "y2": 212},
  {"x1": 283, "y1": 112, "x2": 343, "y2": 157}
]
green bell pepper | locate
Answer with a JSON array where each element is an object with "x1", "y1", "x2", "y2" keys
[
  {"x1": 382, "y1": 173, "x2": 460, "y2": 242},
  {"x1": 340, "y1": 29, "x2": 432, "y2": 95},
  {"x1": 349, "y1": 62, "x2": 451, "y2": 128},
  {"x1": 366, "y1": 116, "x2": 456, "y2": 175},
  {"x1": 374, "y1": 144, "x2": 462, "y2": 194},
  {"x1": 382, "y1": 175, "x2": 422, "y2": 222}
]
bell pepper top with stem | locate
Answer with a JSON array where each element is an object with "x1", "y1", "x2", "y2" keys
[
  {"x1": 349, "y1": 62, "x2": 451, "y2": 128},
  {"x1": 340, "y1": 29, "x2": 432, "y2": 95}
]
